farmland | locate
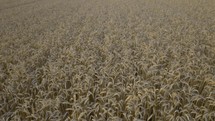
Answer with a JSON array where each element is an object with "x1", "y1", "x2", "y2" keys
[{"x1": 0, "y1": 0, "x2": 215, "y2": 120}]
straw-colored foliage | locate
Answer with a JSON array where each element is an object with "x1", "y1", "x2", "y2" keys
[{"x1": 0, "y1": 0, "x2": 215, "y2": 120}]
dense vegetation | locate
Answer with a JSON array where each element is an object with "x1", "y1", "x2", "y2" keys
[{"x1": 0, "y1": 0, "x2": 215, "y2": 120}]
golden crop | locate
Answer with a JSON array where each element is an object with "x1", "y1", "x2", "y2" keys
[{"x1": 0, "y1": 0, "x2": 215, "y2": 120}]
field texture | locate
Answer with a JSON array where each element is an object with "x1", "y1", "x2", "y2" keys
[{"x1": 0, "y1": 0, "x2": 215, "y2": 120}]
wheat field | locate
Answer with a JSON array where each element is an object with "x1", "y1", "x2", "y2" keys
[{"x1": 0, "y1": 0, "x2": 215, "y2": 120}]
